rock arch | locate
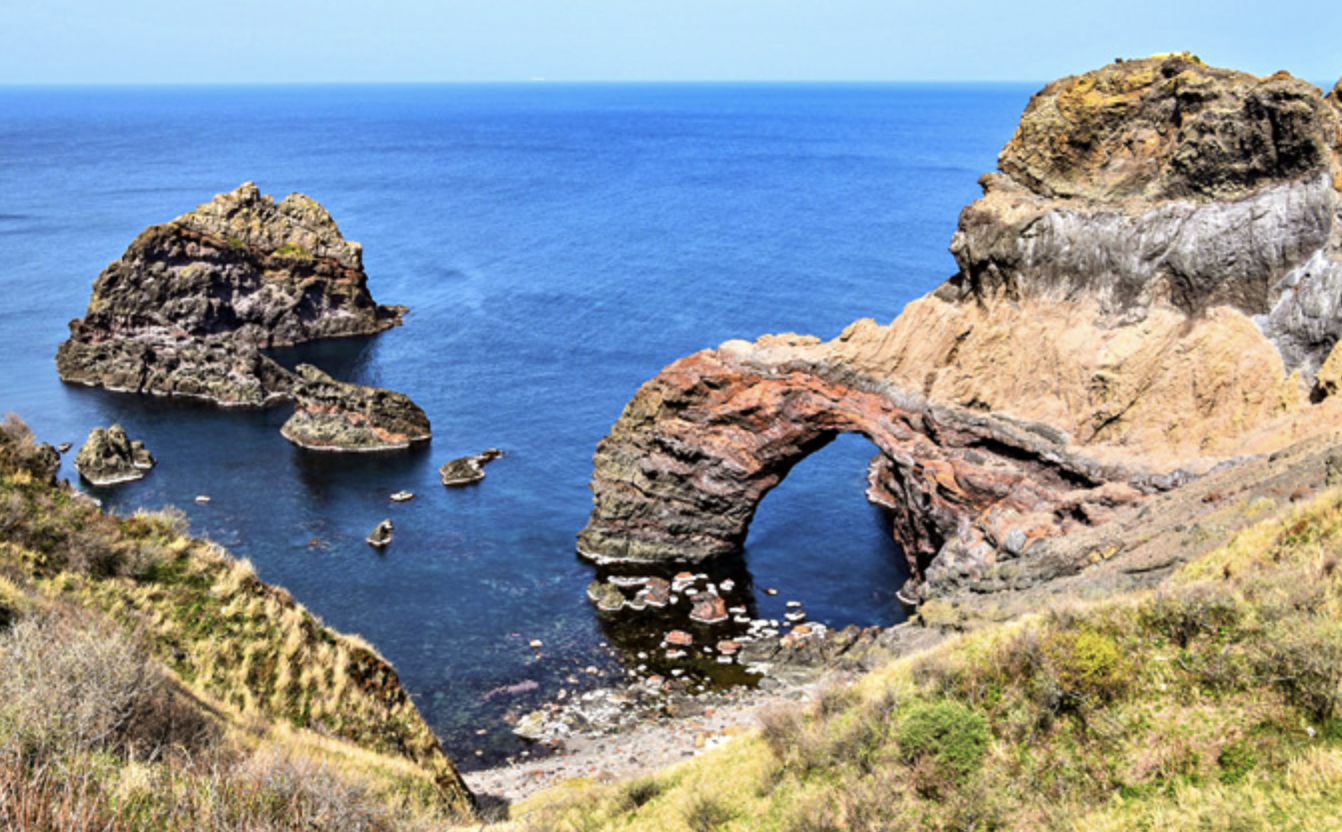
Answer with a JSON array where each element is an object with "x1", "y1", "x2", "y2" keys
[{"x1": 577, "y1": 337, "x2": 1145, "y2": 601}]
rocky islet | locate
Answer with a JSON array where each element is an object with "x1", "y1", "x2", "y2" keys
[
  {"x1": 72, "y1": 424, "x2": 155, "y2": 486},
  {"x1": 57, "y1": 182, "x2": 429, "y2": 451}
]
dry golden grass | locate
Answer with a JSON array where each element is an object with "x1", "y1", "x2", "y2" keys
[{"x1": 488, "y1": 489, "x2": 1342, "y2": 832}]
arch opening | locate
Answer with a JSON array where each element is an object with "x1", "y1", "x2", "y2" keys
[{"x1": 743, "y1": 432, "x2": 911, "y2": 629}]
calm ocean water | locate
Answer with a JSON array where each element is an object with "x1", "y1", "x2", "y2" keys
[{"x1": 0, "y1": 83, "x2": 1031, "y2": 763}]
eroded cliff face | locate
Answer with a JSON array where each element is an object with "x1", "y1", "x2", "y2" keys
[
  {"x1": 579, "y1": 55, "x2": 1342, "y2": 600},
  {"x1": 57, "y1": 182, "x2": 405, "y2": 406}
]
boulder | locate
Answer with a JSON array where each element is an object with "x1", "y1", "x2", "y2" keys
[
  {"x1": 586, "y1": 580, "x2": 626, "y2": 612},
  {"x1": 366, "y1": 518, "x2": 394, "y2": 548},
  {"x1": 439, "y1": 449, "x2": 503, "y2": 486},
  {"x1": 73, "y1": 425, "x2": 154, "y2": 486}
]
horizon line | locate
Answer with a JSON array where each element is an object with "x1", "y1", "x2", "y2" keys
[{"x1": 0, "y1": 78, "x2": 1052, "y2": 88}]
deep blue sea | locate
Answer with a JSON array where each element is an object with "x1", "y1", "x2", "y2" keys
[{"x1": 0, "y1": 83, "x2": 1032, "y2": 765}]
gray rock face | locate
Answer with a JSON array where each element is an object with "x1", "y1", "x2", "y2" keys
[
  {"x1": 57, "y1": 182, "x2": 405, "y2": 405},
  {"x1": 944, "y1": 56, "x2": 1342, "y2": 381},
  {"x1": 947, "y1": 173, "x2": 1338, "y2": 326},
  {"x1": 73, "y1": 425, "x2": 155, "y2": 486},
  {"x1": 280, "y1": 365, "x2": 431, "y2": 452}
]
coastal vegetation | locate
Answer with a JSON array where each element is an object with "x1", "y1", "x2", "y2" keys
[
  {"x1": 501, "y1": 485, "x2": 1342, "y2": 830},
  {"x1": 0, "y1": 414, "x2": 474, "y2": 829}
]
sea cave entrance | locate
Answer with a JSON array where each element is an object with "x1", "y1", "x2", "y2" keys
[{"x1": 743, "y1": 431, "x2": 911, "y2": 630}]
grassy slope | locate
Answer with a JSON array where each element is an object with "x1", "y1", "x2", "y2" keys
[
  {"x1": 0, "y1": 416, "x2": 475, "y2": 829},
  {"x1": 501, "y1": 489, "x2": 1342, "y2": 831}
]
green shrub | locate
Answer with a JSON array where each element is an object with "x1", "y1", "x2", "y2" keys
[
  {"x1": 1042, "y1": 628, "x2": 1127, "y2": 705},
  {"x1": 684, "y1": 792, "x2": 734, "y2": 832},
  {"x1": 1217, "y1": 739, "x2": 1257, "y2": 785},
  {"x1": 895, "y1": 700, "x2": 988, "y2": 785}
]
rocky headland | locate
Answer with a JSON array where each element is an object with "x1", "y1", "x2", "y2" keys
[
  {"x1": 57, "y1": 183, "x2": 428, "y2": 451},
  {"x1": 578, "y1": 54, "x2": 1342, "y2": 607}
]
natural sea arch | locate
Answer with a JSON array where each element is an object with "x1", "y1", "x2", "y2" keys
[{"x1": 577, "y1": 342, "x2": 1130, "y2": 600}]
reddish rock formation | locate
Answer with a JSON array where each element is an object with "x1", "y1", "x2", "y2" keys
[
  {"x1": 689, "y1": 592, "x2": 729, "y2": 625},
  {"x1": 577, "y1": 340, "x2": 1147, "y2": 599},
  {"x1": 579, "y1": 55, "x2": 1342, "y2": 602}
]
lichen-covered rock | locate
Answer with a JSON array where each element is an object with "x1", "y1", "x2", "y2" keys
[
  {"x1": 439, "y1": 449, "x2": 503, "y2": 486},
  {"x1": 281, "y1": 365, "x2": 431, "y2": 451},
  {"x1": 57, "y1": 182, "x2": 405, "y2": 405},
  {"x1": 998, "y1": 54, "x2": 1341, "y2": 203},
  {"x1": 74, "y1": 424, "x2": 154, "y2": 486}
]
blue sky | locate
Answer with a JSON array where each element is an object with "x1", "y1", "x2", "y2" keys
[{"x1": 2, "y1": 0, "x2": 1338, "y2": 85}]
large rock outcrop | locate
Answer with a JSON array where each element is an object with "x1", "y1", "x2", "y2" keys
[
  {"x1": 57, "y1": 182, "x2": 405, "y2": 406},
  {"x1": 57, "y1": 184, "x2": 431, "y2": 451},
  {"x1": 580, "y1": 55, "x2": 1342, "y2": 601}
]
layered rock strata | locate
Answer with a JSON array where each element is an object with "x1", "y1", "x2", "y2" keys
[
  {"x1": 73, "y1": 424, "x2": 155, "y2": 486},
  {"x1": 281, "y1": 365, "x2": 431, "y2": 451},
  {"x1": 580, "y1": 55, "x2": 1342, "y2": 601}
]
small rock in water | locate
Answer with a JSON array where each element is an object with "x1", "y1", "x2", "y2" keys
[
  {"x1": 195, "y1": 495, "x2": 211, "y2": 503},
  {"x1": 690, "y1": 593, "x2": 729, "y2": 625},
  {"x1": 57, "y1": 442, "x2": 72, "y2": 454},
  {"x1": 786, "y1": 600, "x2": 803, "y2": 608},
  {"x1": 765, "y1": 588, "x2": 778, "y2": 596},
  {"x1": 366, "y1": 518, "x2": 394, "y2": 548},
  {"x1": 529, "y1": 638, "x2": 544, "y2": 649},
  {"x1": 390, "y1": 490, "x2": 414, "y2": 502},
  {"x1": 439, "y1": 448, "x2": 504, "y2": 486}
]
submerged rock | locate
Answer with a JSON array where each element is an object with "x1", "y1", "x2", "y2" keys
[
  {"x1": 73, "y1": 424, "x2": 154, "y2": 486},
  {"x1": 367, "y1": 518, "x2": 394, "y2": 548},
  {"x1": 281, "y1": 364, "x2": 431, "y2": 452},
  {"x1": 439, "y1": 449, "x2": 503, "y2": 486}
]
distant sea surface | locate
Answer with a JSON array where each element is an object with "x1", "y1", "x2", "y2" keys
[{"x1": 0, "y1": 83, "x2": 1032, "y2": 764}]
